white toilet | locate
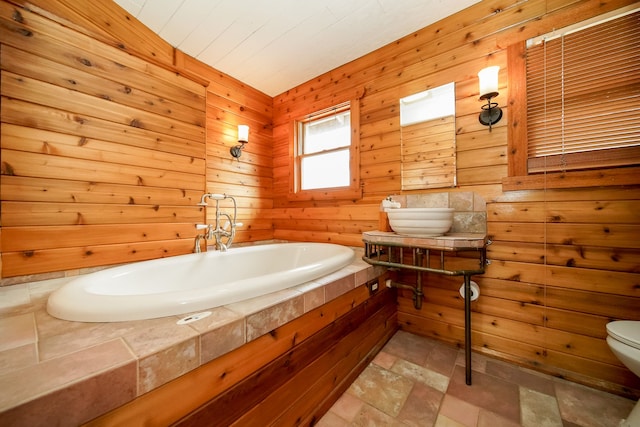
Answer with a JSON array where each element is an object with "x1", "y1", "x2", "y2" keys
[{"x1": 606, "y1": 320, "x2": 640, "y2": 427}]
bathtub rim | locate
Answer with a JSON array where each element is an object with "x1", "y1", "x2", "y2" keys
[{"x1": 46, "y1": 242, "x2": 355, "y2": 323}]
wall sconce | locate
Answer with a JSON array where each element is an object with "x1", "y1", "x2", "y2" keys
[
  {"x1": 477, "y1": 66, "x2": 503, "y2": 131},
  {"x1": 230, "y1": 125, "x2": 249, "y2": 158}
]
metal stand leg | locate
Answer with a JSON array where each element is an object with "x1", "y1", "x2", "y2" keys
[
  {"x1": 464, "y1": 274, "x2": 472, "y2": 385},
  {"x1": 414, "y1": 249, "x2": 424, "y2": 309},
  {"x1": 361, "y1": 238, "x2": 486, "y2": 387}
]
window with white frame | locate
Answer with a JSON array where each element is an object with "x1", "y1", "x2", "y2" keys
[{"x1": 292, "y1": 102, "x2": 360, "y2": 198}]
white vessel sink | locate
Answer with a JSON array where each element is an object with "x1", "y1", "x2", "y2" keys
[{"x1": 386, "y1": 208, "x2": 454, "y2": 237}]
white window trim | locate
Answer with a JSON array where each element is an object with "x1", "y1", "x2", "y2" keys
[{"x1": 288, "y1": 100, "x2": 361, "y2": 201}]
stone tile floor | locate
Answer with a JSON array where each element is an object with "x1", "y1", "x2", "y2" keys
[{"x1": 318, "y1": 330, "x2": 636, "y2": 427}]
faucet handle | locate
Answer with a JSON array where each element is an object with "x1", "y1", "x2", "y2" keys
[
  {"x1": 195, "y1": 224, "x2": 208, "y2": 230},
  {"x1": 234, "y1": 222, "x2": 243, "y2": 228}
]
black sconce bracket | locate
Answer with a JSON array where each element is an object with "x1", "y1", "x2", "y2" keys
[
  {"x1": 230, "y1": 142, "x2": 246, "y2": 158},
  {"x1": 478, "y1": 91, "x2": 502, "y2": 131}
]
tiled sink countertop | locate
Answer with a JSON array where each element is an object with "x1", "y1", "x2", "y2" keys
[
  {"x1": 0, "y1": 248, "x2": 385, "y2": 425},
  {"x1": 362, "y1": 231, "x2": 487, "y2": 250}
]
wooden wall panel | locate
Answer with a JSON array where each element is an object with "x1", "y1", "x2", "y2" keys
[
  {"x1": 272, "y1": 0, "x2": 640, "y2": 399},
  {"x1": 0, "y1": 0, "x2": 272, "y2": 279},
  {"x1": 179, "y1": 52, "x2": 274, "y2": 245},
  {"x1": 0, "y1": 0, "x2": 207, "y2": 277},
  {"x1": 1, "y1": 46, "x2": 203, "y2": 125},
  {"x1": 0, "y1": 99, "x2": 203, "y2": 158},
  {"x1": 10, "y1": 0, "x2": 175, "y2": 68}
]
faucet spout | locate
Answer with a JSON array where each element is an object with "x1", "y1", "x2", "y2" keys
[{"x1": 194, "y1": 234, "x2": 204, "y2": 253}]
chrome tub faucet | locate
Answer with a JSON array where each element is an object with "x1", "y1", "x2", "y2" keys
[{"x1": 194, "y1": 193, "x2": 242, "y2": 253}]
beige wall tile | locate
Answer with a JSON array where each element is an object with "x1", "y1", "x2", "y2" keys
[
  {"x1": 138, "y1": 338, "x2": 199, "y2": 394},
  {"x1": 200, "y1": 318, "x2": 245, "y2": 364},
  {"x1": 123, "y1": 319, "x2": 199, "y2": 358},
  {"x1": 0, "y1": 339, "x2": 134, "y2": 411},
  {"x1": 0, "y1": 313, "x2": 35, "y2": 352},
  {"x1": 245, "y1": 296, "x2": 305, "y2": 341},
  {"x1": 0, "y1": 361, "x2": 137, "y2": 427},
  {"x1": 0, "y1": 344, "x2": 38, "y2": 376},
  {"x1": 325, "y1": 274, "x2": 356, "y2": 302}
]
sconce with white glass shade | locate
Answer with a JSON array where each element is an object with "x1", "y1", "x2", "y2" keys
[
  {"x1": 230, "y1": 125, "x2": 249, "y2": 158},
  {"x1": 477, "y1": 66, "x2": 502, "y2": 131}
]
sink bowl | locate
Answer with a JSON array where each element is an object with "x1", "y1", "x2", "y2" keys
[{"x1": 386, "y1": 208, "x2": 454, "y2": 237}]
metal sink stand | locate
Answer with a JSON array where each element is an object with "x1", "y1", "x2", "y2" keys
[{"x1": 362, "y1": 238, "x2": 486, "y2": 385}]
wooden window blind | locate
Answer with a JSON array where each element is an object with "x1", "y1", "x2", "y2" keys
[{"x1": 526, "y1": 10, "x2": 640, "y2": 174}]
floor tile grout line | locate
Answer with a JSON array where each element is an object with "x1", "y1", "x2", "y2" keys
[{"x1": 318, "y1": 331, "x2": 635, "y2": 427}]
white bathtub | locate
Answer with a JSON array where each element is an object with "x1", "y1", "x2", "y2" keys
[{"x1": 47, "y1": 243, "x2": 355, "y2": 323}]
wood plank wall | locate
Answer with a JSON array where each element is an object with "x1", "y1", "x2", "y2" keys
[
  {"x1": 178, "y1": 54, "x2": 274, "y2": 246},
  {"x1": 272, "y1": 0, "x2": 640, "y2": 397},
  {"x1": 0, "y1": 0, "x2": 273, "y2": 279},
  {"x1": 1, "y1": 0, "x2": 638, "y2": 404}
]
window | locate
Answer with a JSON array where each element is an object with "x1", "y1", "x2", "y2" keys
[
  {"x1": 525, "y1": 8, "x2": 640, "y2": 174},
  {"x1": 290, "y1": 101, "x2": 361, "y2": 200},
  {"x1": 299, "y1": 106, "x2": 350, "y2": 190}
]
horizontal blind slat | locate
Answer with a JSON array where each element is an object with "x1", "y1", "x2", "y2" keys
[{"x1": 528, "y1": 147, "x2": 640, "y2": 173}]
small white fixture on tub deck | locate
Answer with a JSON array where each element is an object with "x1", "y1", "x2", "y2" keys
[
  {"x1": 47, "y1": 243, "x2": 354, "y2": 323},
  {"x1": 386, "y1": 208, "x2": 454, "y2": 237}
]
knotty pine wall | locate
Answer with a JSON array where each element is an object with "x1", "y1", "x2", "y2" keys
[
  {"x1": 178, "y1": 54, "x2": 274, "y2": 246},
  {"x1": 0, "y1": 0, "x2": 273, "y2": 280},
  {"x1": 272, "y1": 0, "x2": 640, "y2": 398},
  {"x1": 1, "y1": 0, "x2": 638, "y2": 401}
]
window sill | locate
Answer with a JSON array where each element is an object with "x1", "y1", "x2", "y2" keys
[
  {"x1": 287, "y1": 186, "x2": 363, "y2": 202},
  {"x1": 501, "y1": 166, "x2": 640, "y2": 191}
]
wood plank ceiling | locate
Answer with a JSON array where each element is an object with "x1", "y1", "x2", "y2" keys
[{"x1": 113, "y1": 0, "x2": 482, "y2": 96}]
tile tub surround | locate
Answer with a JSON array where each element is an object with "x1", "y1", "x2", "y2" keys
[{"x1": 0, "y1": 249, "x2": 384, "y2": 426}]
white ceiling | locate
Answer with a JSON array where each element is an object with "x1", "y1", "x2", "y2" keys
[{"x1": 113, "y1": 0, "x2": 481, "y2": 97}]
